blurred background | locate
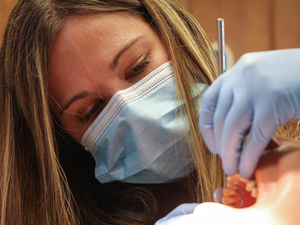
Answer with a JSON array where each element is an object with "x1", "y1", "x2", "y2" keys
[{"x1": 1, "y1": 0, "x2": 300, "y2": 65}]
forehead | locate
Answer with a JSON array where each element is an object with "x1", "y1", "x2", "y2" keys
[
  {"x1": 51, "y1": 12, "x2": 151, "y2": 53},
  {"x1": 49, "y1": 12, "x2": 154, "y2": 74},
  {"x1": 48, "y1": 11, "x2": 156, "y2": 105}
]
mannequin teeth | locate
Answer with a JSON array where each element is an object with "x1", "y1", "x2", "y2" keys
[
  {"x1": 251, "y1": 187, "x2": 258, "y2": 198},
  {"x1": 239, "y1": 176, "x2": 250, "y2": 183},
  {"x1": 222, "y1": 196, "x2": 235, "y2": 205},
  {"x1": 245, "y1": 180, "x2": 256, "y2": 192},
  {"x1": 223, "y1": 187, "x2": 237, "y2": 196},
  {"x1": 230, "y1": 174, "x2": 242, "y2": 179},
  {"x1": 226, "y1": 178, "x2": 239, "y2": 185},
  {"x1": 226, "y1": 174, "x2": 259, "y2": 201},
  {"x1": 226, "y1": 178, "x2": 239, "y2": 190},
  {"x1": 227, "y1": 185, "x2": 238, "y2": 191},
  {"x1": 228, "y1": 174, "x2": 250, "y2": 183}
]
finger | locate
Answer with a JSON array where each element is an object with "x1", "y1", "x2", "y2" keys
[
  {"x1": 164, "y1": 203, "x2": 199, "y2": 218},
  {"x1": 213, "y1": 78, "x2": 233, "y2": 150},
  {"x1": 238, "y1": 112, "x2": 279, "y2": 178},
  {"x1": 199, "y1": 77, "x2": 223, "y2": 154},
  {"x1": 220, "y1": 93, "x2": 253, "y2": 176},
  {"x1": 155, "y1": 203, "x2": 199, "y2": 225}
]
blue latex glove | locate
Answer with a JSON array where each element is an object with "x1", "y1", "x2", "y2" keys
[
  {"x1": 155, "y1": 203, "x2": 199, "y2": 225},
  {"x1": 199, "y1": 49, "x2": 300, "y2": 178}
]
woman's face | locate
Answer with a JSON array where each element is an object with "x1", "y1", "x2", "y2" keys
[{"x1": 48, "y1": 12, "x2": 169, "y2": 142}]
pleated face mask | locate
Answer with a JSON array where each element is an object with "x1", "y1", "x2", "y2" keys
[{"x1": 81, "y1": 61, "x2": 207, "y2": 184}]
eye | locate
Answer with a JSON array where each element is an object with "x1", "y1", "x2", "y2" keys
[
  {"x1": 126, "y1": 55, "x2": 150, "y2": 80},
  {"x1": 79, "y1": 99, "x2": 104, "y2": 125}
]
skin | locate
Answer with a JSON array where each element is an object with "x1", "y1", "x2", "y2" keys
[
  {"x1": 174, "y1": 135, "x2": 300, "y2": 225},
  {"x1": 48, "y1": 12, "x2": 170, "y2": 142}
]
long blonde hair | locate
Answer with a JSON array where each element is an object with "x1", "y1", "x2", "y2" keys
[{"x1": 0, "y1": 0, "x2": 222, "y2": 224}]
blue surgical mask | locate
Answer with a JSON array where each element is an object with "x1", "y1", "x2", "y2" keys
[{"x1": 81, "y1": 61, "x2": 206, "y2": 184}]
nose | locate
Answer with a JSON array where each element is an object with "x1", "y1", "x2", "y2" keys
[{"x1": 103, "y1": 77, "x2": 137, "y2": 100}]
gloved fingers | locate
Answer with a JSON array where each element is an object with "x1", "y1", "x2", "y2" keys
[
  {"x1": 199, "y1": 77, "x2": 223, "y2": 154},
  {"x1": 238, "y1": 115, "x2": 279, "y2": 178},
  {"x1": 154, "y1": 203, "x2": 199, "y2": 225},
  {"x1": 199, "y1": 100, "x2": 218, "y2": 154},
  {"x1": 213, "y1": 78, "x2": 234, "y2": 151},
  {"x1": 220, "y1": 94, "x2": 253, "y2": 176},
  {"x1": 155, "y1": 215, "x2": 185, "y2": 225}
]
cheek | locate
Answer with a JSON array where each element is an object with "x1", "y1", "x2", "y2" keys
[
  {"x1": 255, "y1": 152, "x2": 279, "y2": 184},
  {"x1": 252, "y1": 152, "x2": 279, "y2": 204},
  {"x1": 278, "y1": 149, "x2": 300, "y2": 174}
]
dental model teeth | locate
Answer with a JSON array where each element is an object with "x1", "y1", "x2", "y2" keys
[
  {"x1": 245, "y1": 180, "x2": 256, "y2": 191},
  {"x1": 251, "y1": 187, "x2": 258, "y2": 198},
  {"x1": 245, "y1": 180, "x2": 257, "y2": 197},
  {"x1": 222, "y1": 174, "x2": 257, "y2": 208}
]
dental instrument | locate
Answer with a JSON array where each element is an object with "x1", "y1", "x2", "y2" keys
[{"x1": 213, "y1": 18, "x2": 243, "y2": 208}]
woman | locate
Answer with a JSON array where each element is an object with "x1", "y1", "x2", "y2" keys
[{"x1": 0, "y1": 0, "x2": 223, "y2": 224}]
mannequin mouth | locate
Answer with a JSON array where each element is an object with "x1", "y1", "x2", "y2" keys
[
  {"x1": 222, "y1": 174, "x2": 257, "y2": 208},
  {"x1": 222, "y1": 135, "x2": 300, "y2": 209},
  {"x1": 188, "y1": 135, "x2": 300, "y2": 225}
]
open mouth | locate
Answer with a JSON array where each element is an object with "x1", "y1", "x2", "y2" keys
[{"x1": 222, "y1": 174, "x2": 257, "y2": 208}]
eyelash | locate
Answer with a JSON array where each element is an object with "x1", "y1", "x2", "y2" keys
[
  {"x1": 126, "y1": 55, "x2": 150, "y2": 79},
  {"x1": 80, "y1": 56, "x2": 150, "y2": 125},
  {"x1": 80, "y1": 99, "x2": 103, "y2": 125}
]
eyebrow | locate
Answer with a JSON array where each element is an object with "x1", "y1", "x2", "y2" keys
[
  {"x1": 60, "y1": 36, "x2": 144, "y2": 114},
  {"x1": 60, "y1": 91, "x2": 90, "y2": 114},
  {"x1": 110, "y1": 36, "x2": 143, "y2": 71}
]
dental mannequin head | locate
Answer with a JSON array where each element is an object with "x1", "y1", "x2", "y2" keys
[{"x1": 176, "y1": 135, "x2": 300, "y2": 225}]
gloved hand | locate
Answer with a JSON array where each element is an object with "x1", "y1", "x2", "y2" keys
[
  {"x1": 199, "y1": 48, "x2": 300, "y2": 178},
  {"x1": 155, "y1": 203, "x2": 199, "y2": 225},
  {"x1": 155, "y1": 203, "x2": 233, "y2": 224}
]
